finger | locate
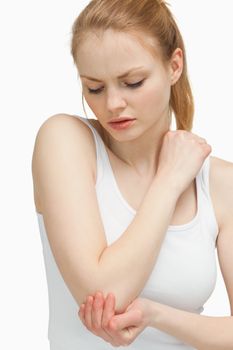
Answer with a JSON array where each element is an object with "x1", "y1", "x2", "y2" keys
[
  {"x1": 84, "y1": 295, "x2": 94, "y2": 331},
  {"x1": 102, "y1": 293, "x2": 115, "y2": 328},
  {"x1": 92, "y1": 291, "x2": 104, "y2": 330},
  {"x1": 78, "y1": 303, "x2": 85, "y2": 324},
  {"x1": 90, "y1": 293, "x2": 120, "y2": 346},
  {"x1": 109, "y1": 314, "x2": 143, "y2": 348},
  {"x1": 120, "y1": 325, "x2": 142, "y2": 346},
  {"x1": 98, "y1": 293, "x2": 126, "y2": 345},
  {"x1": 101, "y1": 293, "x2": 120, "y2": 340},
  {"x1": 108, "y1": 321, "x2": 137, "y2": 347},
  {"x1": 110, "y1": 309, "x2": 142, "y2": 331}
]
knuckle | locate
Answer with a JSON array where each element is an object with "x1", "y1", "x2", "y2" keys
[
  {"x1": 92, "y1": 322, "x2": 100, "y2": 331},
  {"x1": 125, "y1": 340, "x2": 133, "y2": 346},
  {"x1": 197, "y1": 145, "x2": 204, "y2": 154},
  {"x1": 164, "y1": 131, "x2": 171, "y2": 140},
  {"x1": 119, "y1": 336, "x2": 129, "y2": 347},
  {"x1": 178, "y1": 129, "x2": 188, "y2": 135},
  {"x1": 102, "y1": 321, "x2": 109, "y2": 329},
  {"x1": 93, "y1": 302, "x2": 99, "y2": 310},
  {"x1": 111, "y1": 342, "x2": 120, "y2": 347},
  {"x1": 203, "y1": 144, "x2": 212, "y2": 155},
  {"x1": 122, "y1": 341, "x2": 130, "y2": 347},
  {"x1": 85, "y1": 325, "x2": 92, "y2": 332},
  {"x1": 201, "y1": 141, "x2": 208, "y2": 149},
  {"x1": 103, "y1": 336, "x2": 111, "y2": 344},
  {"x1": 136, "y1": 309, "x2": 143, "y2": 321},
  {"x1": 165, "y1": 130, "x2": 176, "y2": 138},
  {"x1": 172, "y1": 130, "x2": 187, "y2": 140}
]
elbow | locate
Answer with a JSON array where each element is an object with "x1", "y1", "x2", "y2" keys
[
  {"x1": 83, "y1": 284, "x2": 135, "y2": 314},
  {"x1": 112, "y1": 291, "x2": 134, "y2": 314},
  {"x1": 70, "y1": 288, "x2": 90, "y2": 308},
  {"x1": 75, "y1": 266, "x2": 136, "y2": 313}
]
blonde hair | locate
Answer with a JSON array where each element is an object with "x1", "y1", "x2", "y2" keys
[{"x1": 70, "y1": 0, "x2": 194, "y2": 131}]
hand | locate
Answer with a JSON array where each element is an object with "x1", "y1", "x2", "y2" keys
[
  {"x1": 156, "y1": 130, "x2": 212, "y2": 195},
  {"x1": 78, "y1": 292, "x2": 153, "y2": 347},
  {"x1": 79, "y1": 291, "x2": 120, "y2": 346}
]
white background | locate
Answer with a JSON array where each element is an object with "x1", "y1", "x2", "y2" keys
[{"x1": 1, "y1": 1, "x2": 232, "y2": 349}]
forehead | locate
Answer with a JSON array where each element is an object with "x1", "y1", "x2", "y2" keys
[{"x1": 76, "y1": 29, "x2": 163, "y2": 78}]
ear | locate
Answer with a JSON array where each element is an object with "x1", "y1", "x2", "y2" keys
[{"x1": 168, "y1": 48, "x2": 183, "y2": 86}]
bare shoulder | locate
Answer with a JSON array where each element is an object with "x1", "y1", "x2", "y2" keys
[
  {"x1": 33, "y1": 113, "x2": 95, "y2": 147},
  {"x1": 210, "y1": 155, "x2": 233, "y2": 184},
  {"x1": 32, "y1": 113, "x2": 96, "y2": 177},
  {"x1": 31, "y1": 113, "x2": 97, "y2": 213},
  {"x1": 209, "y1": 155, "x2": 233, "y2": 229}
]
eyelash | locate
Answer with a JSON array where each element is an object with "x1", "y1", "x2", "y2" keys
[{"x1": 87, "y1": 80, "x2": 145, "y2": 95}]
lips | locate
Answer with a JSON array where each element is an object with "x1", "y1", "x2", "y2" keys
[
  {"x1": 108, "y1": 119, "x2": 136, "y2": 130},
  {"x1": 108, "y1": 117, "x2": 136, "y2": 123}
]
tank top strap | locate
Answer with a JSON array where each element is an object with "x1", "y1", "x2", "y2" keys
[
  {"x1": 74, "y1": 115, "x2": 110, "y2": 185},
  {"x1": 198, "y1": 155, "x2": 219, "y2": 243},
  {"x1": 201, "y1": 156, "x2": 211, "y2": 193}
]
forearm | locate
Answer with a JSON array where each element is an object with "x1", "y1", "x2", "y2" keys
[
  {"x1": 93, "y1": 176, "x2": 180, "y2": 313},
  {"x1": 151, "y1": 302, "x2": 233, "y2": 350}
]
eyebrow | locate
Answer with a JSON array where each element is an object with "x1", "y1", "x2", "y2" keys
[{"x1": 80, "y1": 66, "x2": 145, "y2": 82}]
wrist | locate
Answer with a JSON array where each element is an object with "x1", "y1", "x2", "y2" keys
[
  {"x1": 148, "y1": 301, "x2": 165, "y2": 328},
  {"x1": 152, "y1": 174, "x2": 181, "y2": 202}
]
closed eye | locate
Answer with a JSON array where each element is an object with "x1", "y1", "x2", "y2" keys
[{"x1": 87, "y1": 80, "x2": 145, "y2": 94}]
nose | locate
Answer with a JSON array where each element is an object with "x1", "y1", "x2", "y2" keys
[{"x1": 106, "y1": 87, "x2": 127, "y2": 113}]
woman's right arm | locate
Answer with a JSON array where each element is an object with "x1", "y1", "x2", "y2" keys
[{"x1": 32, "y1": 114, "x2": 210, "y2": 314}]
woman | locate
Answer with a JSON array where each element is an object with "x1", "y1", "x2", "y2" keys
[{"x1": 32, "y1": 0, "x2": 233, "y2": 349}]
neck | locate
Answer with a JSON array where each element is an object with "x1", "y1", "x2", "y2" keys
[{"x1": 105, "y1": 111, "x2": 172, "y2": 178}]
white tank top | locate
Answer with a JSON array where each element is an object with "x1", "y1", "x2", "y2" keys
[{"x1": 36, "y1": 115, "x2": 219, "y2": 350}]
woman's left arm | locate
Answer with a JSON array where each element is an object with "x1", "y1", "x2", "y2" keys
[
  {"x1": 150, "y1": 301, "x2": 233, "y2": 350},
  {"x1": 78, "y1": 292, "x2": 233, "y2": 349}
]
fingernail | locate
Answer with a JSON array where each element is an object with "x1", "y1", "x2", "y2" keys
[
  {"x1": 108, "y1": 293, "x2": 114, "y2": 301},
  {"x1": 87, "y1": 295, "x2": 93, "y2": 303}
]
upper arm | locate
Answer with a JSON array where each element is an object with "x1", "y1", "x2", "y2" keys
[
  {"x1": 32, "y1": 114, "x2": 107, "y2": 305},
  {"x1": 215, "y1": 157, "x2": 233, "y2": 316}
]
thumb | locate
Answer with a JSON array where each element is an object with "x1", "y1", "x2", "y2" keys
[{"x1": 111, "y1": 309, "x2": 141, "y2": 331}]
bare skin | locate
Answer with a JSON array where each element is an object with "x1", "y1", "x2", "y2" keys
[{"x1": 33, "y1": 117, "x2": 222, "y2": 229}]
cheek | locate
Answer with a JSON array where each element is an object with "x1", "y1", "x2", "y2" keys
[
  {"x1": 140, "y1": 81, "x2": 170, "y2": 113},
  {"x1": 83, "y1": 94, "x2": 102, "y2": 116}
]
